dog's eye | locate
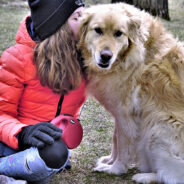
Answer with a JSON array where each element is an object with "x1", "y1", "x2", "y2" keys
[
  {"x1": 114, "y1": 30, "x2": 123, "y2": 37},
  {"x1": 94, "y1": 27, "x2": 103, "y2": 35}
]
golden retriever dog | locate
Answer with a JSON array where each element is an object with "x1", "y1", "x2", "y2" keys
[{"x1": 78, "y1": 3, "x2": 184, "y2": 184}]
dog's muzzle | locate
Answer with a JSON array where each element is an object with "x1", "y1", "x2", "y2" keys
[{"x1": 98, "y1": 49, "x2": 113, "y2": 68}]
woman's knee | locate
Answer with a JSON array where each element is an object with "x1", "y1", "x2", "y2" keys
[{"x1": 38, "y1": 140, "x2": 69, "y2": 169}]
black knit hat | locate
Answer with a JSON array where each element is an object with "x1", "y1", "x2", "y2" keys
[{"x1": 27, "y1": 0, "x2": 85, "y2": 41}]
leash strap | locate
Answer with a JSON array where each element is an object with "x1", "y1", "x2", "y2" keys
[{"x1": 55, "y1": 95, "x2": 64, "y2": 117}]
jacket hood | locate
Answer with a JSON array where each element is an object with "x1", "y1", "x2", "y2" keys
[{"x1": 16, "y1": 17, "x2": 36, "y2": 48}]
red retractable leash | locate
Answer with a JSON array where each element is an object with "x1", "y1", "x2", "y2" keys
[{"x1": 51, "y1": 115, "x2": 83, "y2": 149}]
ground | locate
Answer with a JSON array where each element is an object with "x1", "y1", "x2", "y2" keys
[{"x1": 0, "y1": 0, "x2": 184, "y2": 183}]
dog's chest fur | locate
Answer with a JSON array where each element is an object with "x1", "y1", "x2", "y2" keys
[{"x1": 87, "y1": 66, "x2": 143, "y2": 121}]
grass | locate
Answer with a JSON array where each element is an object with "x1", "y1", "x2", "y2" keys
[
  {"x1": 0, "y1": 0, "x2": 184, "y2": 183},
  {"x1": 162, "y1": 0, "x2": 184, "y2": 41},
  {"x1": 0, "y1": 0, "x2": 28, "y2": 55}
]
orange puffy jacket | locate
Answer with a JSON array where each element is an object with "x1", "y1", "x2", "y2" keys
[{"x1": 0, "y1": 18, "x2": 87, "y2": 150}]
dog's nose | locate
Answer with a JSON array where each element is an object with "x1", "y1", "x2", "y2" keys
[{"x1": 100, "y1": 49, "x2": 113, "y2": 64}]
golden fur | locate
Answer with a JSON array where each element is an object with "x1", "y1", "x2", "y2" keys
[
  {"x1": 34, "y1": 23, "x2": 82, "y2": 95},
  {"x1": 78, "y1": 3, "x2": 184, "y2": 184}
]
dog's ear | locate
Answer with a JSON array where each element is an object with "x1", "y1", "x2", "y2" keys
[
  {"x1": 128, "y1": 15, "x2": 148, "y2": 44},
  {"x1": 78, "y1": 10, "x2": 93, "y2": 44}
]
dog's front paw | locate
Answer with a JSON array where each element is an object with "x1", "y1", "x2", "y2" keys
[
  {"x1": 132, "y1": 173, "x2": 157, "y2": 184},
  {"x1": 97, "y1": 155, "x2": 114, "y2": 165},
  {"x1": 93, "y1": 162, "x2": 127, "y2": 175},
  {"x1": 93, "y1": 163, "x2": 111, "y2": 173}
]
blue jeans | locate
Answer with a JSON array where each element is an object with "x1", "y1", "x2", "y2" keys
[
  {"x1": 0, "y1": 142, "x2": 17, "y2": 157},
  {"x1": 0, "y1": 142, "x2": 70, "y2": 183}
]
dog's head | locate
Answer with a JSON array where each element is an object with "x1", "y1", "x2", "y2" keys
[{"x1": 78, "y1": 3, "x2": 148, "y2": 71}]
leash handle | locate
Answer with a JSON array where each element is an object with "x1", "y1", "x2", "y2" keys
[{"x1": 51, "y1": 115, "x2": 83, "y2": 149}]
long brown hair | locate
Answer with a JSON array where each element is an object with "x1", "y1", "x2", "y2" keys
[{"x1": 34, "y1": 23, "x2": 82, "y2": 95}]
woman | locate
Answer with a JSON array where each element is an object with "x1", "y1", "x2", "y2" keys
[{"x1": 0, "y1": 0, "x2": 86, "y2": 183}]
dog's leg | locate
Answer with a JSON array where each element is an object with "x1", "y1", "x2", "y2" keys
[
  {"x1": 94, "y1": 116, "x2": 137, "y2": 175},
  {"x1": 136, "y1": 119, "x2": 184, "y2": 184},
  {"x1": 132, "y1": 173, "x2": 157, "y2": 184},
  {"x1": 96, "y1": 123, "x2": 118, "y2": 165},
  {"x1": 107, "y1": 120, "x2": 135, "y2": 175},
  {"x1": 133, "y1": 145, "x2": 184, "y2": 184},
  {"x1": 133, "y1": 138, "x2": 158, "y2": 183},
  {"x1": 93, "y1": 126, "x2": 129, "y2": 175}
]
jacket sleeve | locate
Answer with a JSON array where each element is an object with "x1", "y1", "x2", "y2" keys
[{"x1": 0, "y1": 45, "x2": 29, "y2": 150}]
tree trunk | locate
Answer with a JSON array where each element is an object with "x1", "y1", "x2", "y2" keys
[
  {"x1": 111, "y1": 0, "x2": 170, "y2": 20},
  {"x1": 111, "y1": 0, "x2": 133, "y2": 4}
]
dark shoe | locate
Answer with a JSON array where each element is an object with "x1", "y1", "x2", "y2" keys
[
  {"x1": 28, "y1": 176, "x2": 50, "y2": 184},
  {"x1": 58, "y1": 159, "x2": 72, "y2": 173},
  {"x1": 65, "y1": 159, "x2": 72, "y2": 170}
]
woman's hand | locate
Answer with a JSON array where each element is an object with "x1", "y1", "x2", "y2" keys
[{"x1": 18, "y1": 122, "x2": 62, "y2": 150}]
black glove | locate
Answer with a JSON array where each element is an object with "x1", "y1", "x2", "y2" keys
[{"x1": 18, "y1": 122, "x2": 62, "y2": 150}]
